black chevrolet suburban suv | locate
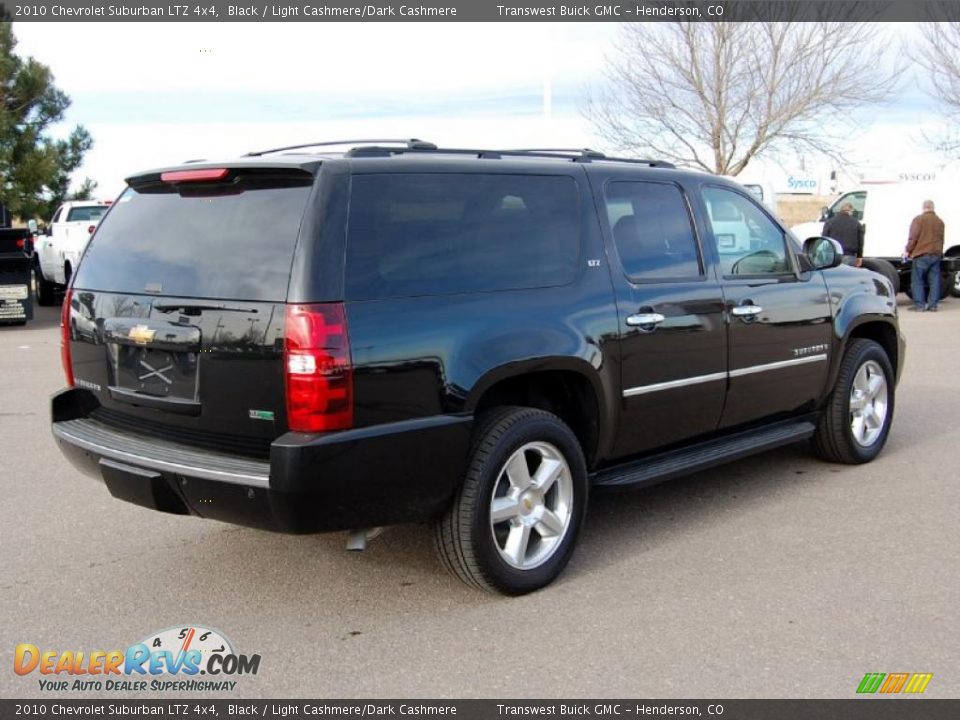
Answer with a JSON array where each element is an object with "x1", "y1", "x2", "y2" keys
[{"x1": 52, "y1": 140, "x2": 905, "y2": 594}]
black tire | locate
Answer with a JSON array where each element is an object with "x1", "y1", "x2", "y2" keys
[
  {"x1": 433, "y1": 407, "x2": 588, "y2": 595},
  {"x1": 34, "y1": 263, "x2": 57, "y2": 306},
  {"x1": 812, "y1": 339, "x2": 895, "y2": 464},
  {"x1": 948, "y1": 265, "x2": 960, "y2": 298},
  {"x1": 860, "y1": 258, "x2": 899, "y2": 294}
]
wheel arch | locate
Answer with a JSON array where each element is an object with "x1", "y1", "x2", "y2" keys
[
  {"x1": 466, "y1": 360, "x2": 611, "y2": 468},
  {"x1": 828, "y1": 318, "x2": 902, "y2": 396}
]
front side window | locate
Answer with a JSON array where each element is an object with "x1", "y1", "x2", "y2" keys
[
  {"x1": 703, "y1": 186, "x2": 792, "y2": 277},
  {"x1": 831, "y1": 191, "x2": 867, "y2": 221},
  {"x1": 604, "y1": 181, "x2": 702, "y2": 281},
  {"x1": 345, "y1": 173, "x2": 580, "y2": 300},
  {"x1": 742, "y1": 184, "x2": 765, "y2": 202}
]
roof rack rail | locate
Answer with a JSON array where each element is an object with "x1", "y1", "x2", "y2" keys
[
  {"x1": 244, "y1": 138, "x2": 436, "y2": 157},
  {"x1": 341, "y1": 144, "x2": 674, "y2": 168},
  {"x1": 505, "y1": 147, "x2": 608, "y2": 160}
]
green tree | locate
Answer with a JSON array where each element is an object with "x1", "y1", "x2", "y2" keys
[{"x1": 0, "y1": 19, "x2": 95, "y2": 222}]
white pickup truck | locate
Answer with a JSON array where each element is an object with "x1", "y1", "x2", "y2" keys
[{"x1": 33, "y1": 200, "x2": 111, "y2": 305}]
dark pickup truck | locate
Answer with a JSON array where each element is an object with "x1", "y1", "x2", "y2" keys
[
  {"x1": 0, "y1": 227, "x2": 34, "y2": 325},
  {"x1": 51, "y1": 141, "x2": 905, "y2": 594}
]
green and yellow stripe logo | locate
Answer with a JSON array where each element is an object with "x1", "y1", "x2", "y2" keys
[{"x1": 857, "y1": 672, "x2": 933, "y2": 694}]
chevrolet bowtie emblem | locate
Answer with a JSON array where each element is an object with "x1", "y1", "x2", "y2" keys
[{"x1": 129, "y1": 325, "x2": 156, "y2": 345}]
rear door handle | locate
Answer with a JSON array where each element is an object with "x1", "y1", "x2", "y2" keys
[
  {"x1": 731, "y1": 305, "x2": 763, "y2": 318},
  {"x1": 626, "y1": 312, "x2": 666, "y2": 327}
]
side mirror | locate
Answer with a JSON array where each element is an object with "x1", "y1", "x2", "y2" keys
[
  {"x1": 803, "y1": 236, "x2": 844, "y2": 269},
  {"x1": 819, "y1": 206, "x2": 831, "y2": 221},
  {"x1": 27, "y1": 219, "x2": 38, "y2": 234}
]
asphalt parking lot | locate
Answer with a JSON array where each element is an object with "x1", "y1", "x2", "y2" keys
[{"x1": 1, "y1": 297, "x2": 957, "y2": 700}]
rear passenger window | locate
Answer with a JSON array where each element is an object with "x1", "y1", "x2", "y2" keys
[
  {"x1": 345, "y1": 174, "x2": 580, "y2": 299},
  {"x1": 604, "y1": 181, "x2": 702, "y2": 281}
]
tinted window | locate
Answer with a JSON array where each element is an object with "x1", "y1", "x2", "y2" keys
[
  {"x1": 604, "y1": 181, "x2": 702, "y2": 280},
  {"x1": 345, "y1": 174, "x2": 579, "y2": 300},
  {"x1": 74, "y1": 174, "x2": 312, "y2": 301},
  {"x1": 66, "y1": 206, "x2": 107, "y2": 222},
  {"x1": 703, "y1": 186, "x2": 791, "y2": 276}
]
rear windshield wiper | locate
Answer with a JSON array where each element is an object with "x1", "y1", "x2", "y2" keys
[{"x1": 153, "y1": 303, "x2": 258, "y2": 315}]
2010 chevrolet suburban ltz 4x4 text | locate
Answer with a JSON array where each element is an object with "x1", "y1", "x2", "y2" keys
[{"x1": 52, "y1": 140, "x2": 905, "y2": 594}]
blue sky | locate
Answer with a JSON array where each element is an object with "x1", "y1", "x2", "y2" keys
[{"x1": 11, "y1": 21, "x2": 951, "y2": 199}]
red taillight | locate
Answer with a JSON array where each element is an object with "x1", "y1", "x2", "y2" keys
[
  {"x1": 15, "y1": 238, "x2": 24, "y2": 249},
  {"x1": 160, "y1": 168, "x2": 229, "y2": 183},
  {"x1": 87, "y1": 225, "x2": 96, "y2": 235},
  {"x1": 284, "y1": 303, "x2": 353, "y2": 432},
  {"x1": 61, "y1": 289, "x2": 74, "y2": 387}
]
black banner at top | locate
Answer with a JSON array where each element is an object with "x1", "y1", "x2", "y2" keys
[
  {"x1": 1, "y1": 700, "x2": 960, "y2": 720},
  {"x1": 4, "y1": 0, "x2": 960, "y2": 22}
]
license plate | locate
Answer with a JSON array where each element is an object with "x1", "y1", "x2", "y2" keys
[
  {"x1": 116, "y1": 346, "x2": 199, "y2": 399},
  {"x1": 0, "y1": 285, "x2": 28, "y2": 300}
]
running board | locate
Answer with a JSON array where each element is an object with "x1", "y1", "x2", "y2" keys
[{"x1": 591, "y1": 419, "x2": 817, "y2": 489}]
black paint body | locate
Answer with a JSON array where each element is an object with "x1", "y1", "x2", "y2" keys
[{"x1": 51, "y1": 153, "x2": 905, "y2": 533}]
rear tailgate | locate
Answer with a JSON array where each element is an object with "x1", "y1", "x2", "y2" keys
[
  {"x1": 0, "y1": 228, "x2": 33, "y2": 323},
  {"x1": 67, "y1": 167, "x2": 316, "y2": 456}
]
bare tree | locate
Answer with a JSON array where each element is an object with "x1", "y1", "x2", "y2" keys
[
  {"x1": 587, "y1": 21, "x2": 900, "y2": 175},
  {"x1": 915, "y1": 19, "x2": 960, "y2": 109},
  {"x1": 913, "y1": 21, "x2": 960, "y2": 150}
]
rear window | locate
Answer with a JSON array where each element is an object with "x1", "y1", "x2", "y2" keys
[
  {"x1": 66, "y1": 206, "x2": 107, "y2": 222},
  {"x1": 74, "y1": 173, "x2": 313, "y2": 301},
  {"x1": 345, "y1": 173, "x2": 580, "y2": 300}
]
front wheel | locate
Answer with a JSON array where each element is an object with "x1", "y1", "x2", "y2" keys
[
  {"x1": 812, "y1": 339, "x2": 895, "y2": 464},
  {"x1": 433, "y1": 407, "x2": 588, "y2": 595},
  {"x1": 860, "y1": 258, "x2": 899, "y2": 294}
]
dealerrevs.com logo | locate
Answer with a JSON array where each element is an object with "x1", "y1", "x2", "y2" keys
[{"x1": 14, "y1": 625, "x2": 261, "y2": 692}]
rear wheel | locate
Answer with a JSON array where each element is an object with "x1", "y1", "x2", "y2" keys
[
  {"x1": 949, "y1": 265, "x2": 960, "y2": 298},
  {"x1": 903, "y1": 256, "x2": 952, "y2": 301},
  {"x1": 904, "y1": 281, "x2": 950, "y2": 302},
  {"x1": 433, "y1": 407, "x2": 588, "y2": 595},
  {"x1": 812, "y1": 339, "x2": 895, "y2": 464}
]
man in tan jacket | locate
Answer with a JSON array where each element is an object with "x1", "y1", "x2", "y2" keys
[{"x1": 905, "y1": 199, "x2": 945, "y2": 311}]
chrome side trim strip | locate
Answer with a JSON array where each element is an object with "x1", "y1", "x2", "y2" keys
[
  {"x1": 622, "y1": 354, "x2": 828, "y2": 397},
  {"x1": 728, "y1": 354, "x2": 828, "y2": 378},
  {"x1": 623, "y1": 371, "x2": 727, "y2": 397},
  {"x1": 52, "y1": 424, "x2": 270, "y2": 488}
]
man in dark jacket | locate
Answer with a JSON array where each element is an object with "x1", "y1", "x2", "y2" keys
[
  {"x1": 905, "y1": 199, "x2": 946, "y2": 312},
  {"x1": 823, "y1": 202, "x2": 864, "y2": 265}
]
